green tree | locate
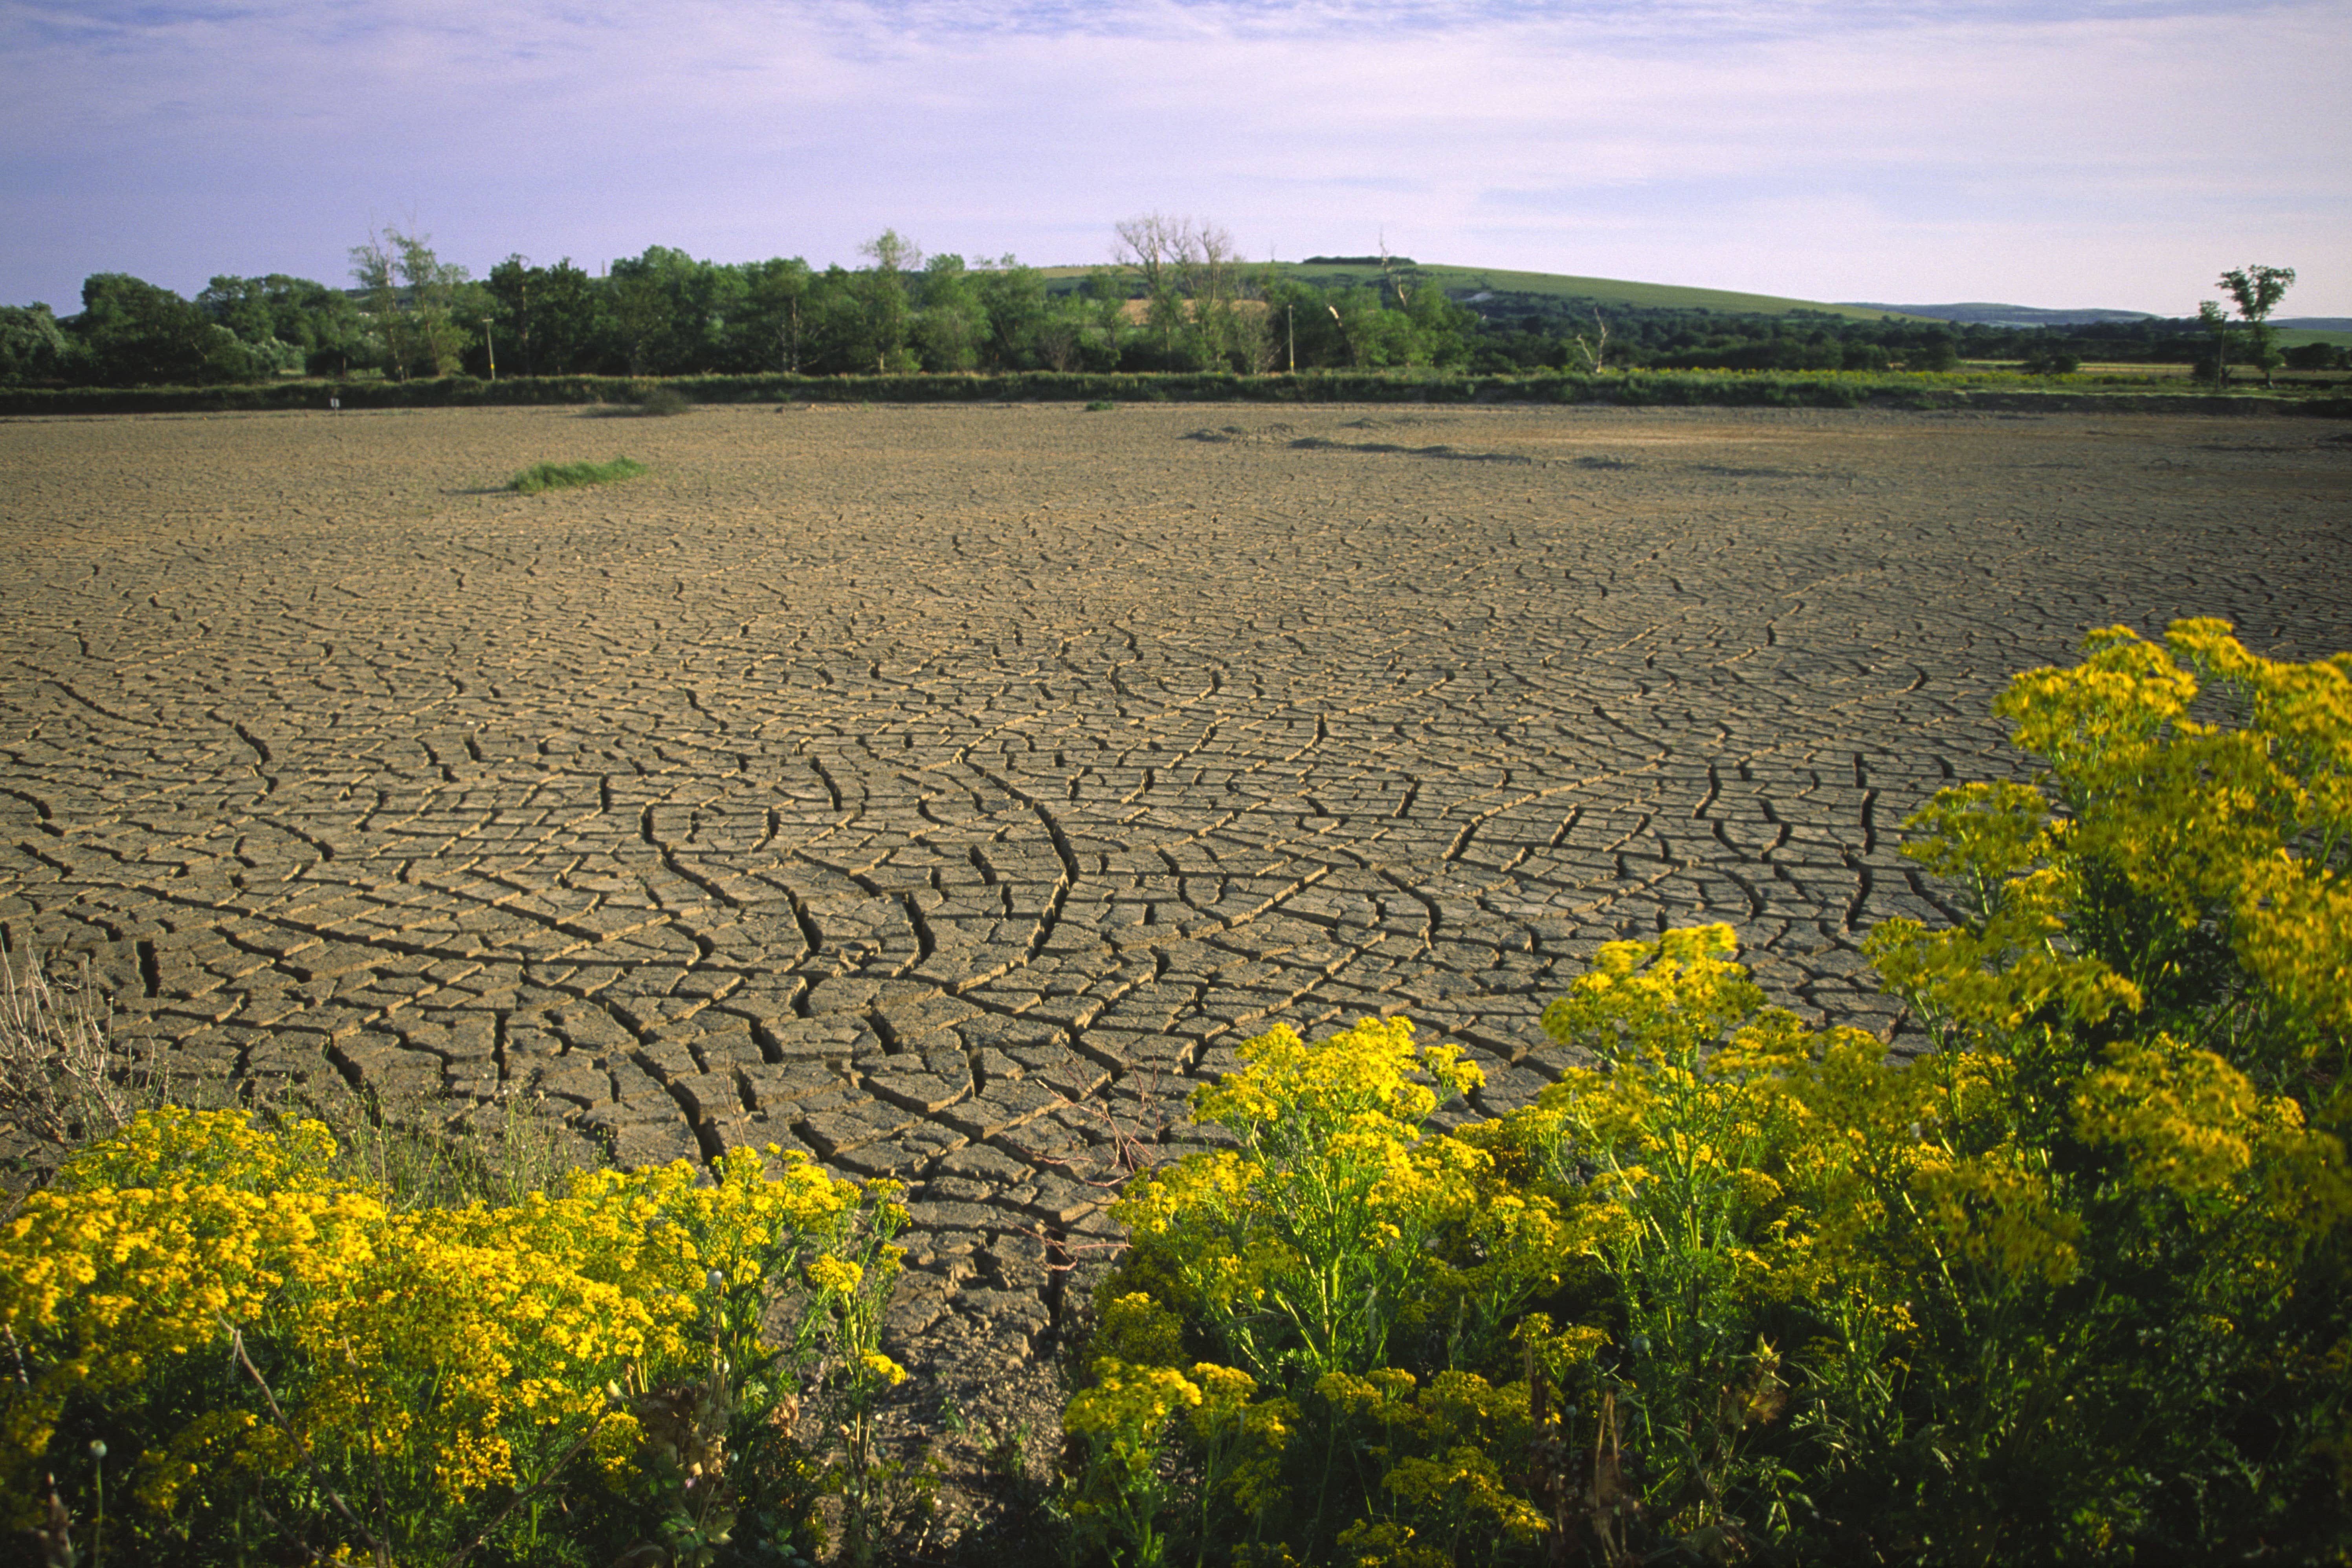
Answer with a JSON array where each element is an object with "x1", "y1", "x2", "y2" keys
[
  {"x1": 536, "y1": 260, "x2": 602, "y2": 375},
  {"x1": 70, "y1": 274, "x2": 257, "y2": 385},
  {"x1": 851, "y1": 230, "x2": 920, "y2": 373},
  {"x1": 599, "y1": 245, "x2": 747, "y2": 374},
  {"x1": 739, "y1": 257, "x2": 815, "y2": 372},
  {"x1": 349, "y1": 226, "x2": 473, "y2": 379},
  {"x1": 484, "y1": 257, "x2": 602, "y2": 376},
  {"x1": 2216, "y1": 263, "x2": 2296, "y2": 387},
  {"x1": 484, "y1": 256, "x2": 544, "y2": 377},
  {"x1": 0, "y1": 303, "x2": 79, "y2": 383},
  {"x1": 972, "y1": 255, "x2": 1048, "y2": 370},
  {"x1": 197, "y1": 275, "x2": 369, "y2": 376},
  {"x1": 604, "y1": 270, "x2": 671, "y2": 375},
  {"x1": 1079, "y1": 270, "x2": 1132, "y2": 370},
  {"x1": 912, "y1": 253, "x2": 983, "y2": 372}
]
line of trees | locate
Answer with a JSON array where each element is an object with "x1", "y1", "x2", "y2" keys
[{"x1": 1, "y1": 220, "x2": 2329, "y2": 388}]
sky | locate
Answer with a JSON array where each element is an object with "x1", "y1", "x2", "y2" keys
[{"x1": 6, "y1": 0, "x2": 2349, "y2": 317}]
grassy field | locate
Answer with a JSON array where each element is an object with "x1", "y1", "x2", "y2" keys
[{"x1": 1037, "y1": 260, "x2": 1939, "y2": 320}]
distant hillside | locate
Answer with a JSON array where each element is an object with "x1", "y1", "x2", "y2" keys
[
  {"x1": 1845, "y1": 302, "x2": 2162, "y2": 327},
  {"x1": 1038, "y1": 263, "x2": 1936, "y2": 323},
  {"x1": 1851, "y1": 307, "x2": 2352, "y2": 333}
]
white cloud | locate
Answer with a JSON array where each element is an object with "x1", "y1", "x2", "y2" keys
[{"x1": 3, "y1": 0, "x2": 2346, "y2": 312}]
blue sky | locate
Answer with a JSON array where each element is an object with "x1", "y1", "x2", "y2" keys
[{"x1": 6, "y1": 0, "x2": 2347, "y2": 315}]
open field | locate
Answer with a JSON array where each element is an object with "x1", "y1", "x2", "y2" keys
[
  {"x1": 1036, "y1": 260, "x2": 1939, "y2": 319},
  {"x1": 4, "y1": 400, "x2": 2350, "y2": 1425}
]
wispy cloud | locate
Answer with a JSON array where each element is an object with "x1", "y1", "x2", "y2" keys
[{"x1": 4, "y1": 0, "x2": 2346, "y2": 312}]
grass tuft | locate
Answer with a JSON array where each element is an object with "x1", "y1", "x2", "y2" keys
[
  {"x1": 2, "y1": 946, "x2": 595, "y2": 1207},
  {"x1": 1083, "y1": 399, "x2": 1116, "y2": 412},
  {"x1": 509, "y1": 457, "x2": 649, "y2": 495},
  {"x1": 1, "y1": 952, "x2": 143, "y2": 1154},
  {"x1": 593, "y1": 385, "x2": 692, "y2": 418}
]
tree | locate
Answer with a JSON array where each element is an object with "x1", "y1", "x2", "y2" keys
[
  {"x1": 604, "y1": 270, "x2": 671, "y2": 375},
  {"x1": 533, "y1": 260, "x2": 601, "y2": 375},
  {"x1": 349, "y1": 226, "x2": 473, "y2": 379},
  {"x1": 912, "y1": 253, "x2": 983, "y2": 372},
  {"x1": 1569, "y1": 308, "x2": 1610, "y2": 372},
  {"x1": 485, "y1": 257, "x2": 542, "y2": 377},
  {"x1": 2216, "y1": 264, "x2": 2296, "y2": 387},
  {"x1": 973, "y1": 256, "x2": 1049, "y2": 370},
  {"x1": 1115, "y1": 213, "x2": 1189, "y2": 362},
  {"x1": 196, "y1": 275, "x2": 367, "y2": 376},
  {"x1": 740, "y1": 257, "x2": 814, "y2": 373},
  {"x1": 0, "y1": 303, "x2": 81, "y2": 383},
  {"x1": 851, "y1": 230, "x2": 921, "y2": 373},
  {"x1": 1079, "y1": 270, "x2": 1131, "y2": 370},
  {"x1": 70, "y1": 274, "x2": 256, "y2": 385}
]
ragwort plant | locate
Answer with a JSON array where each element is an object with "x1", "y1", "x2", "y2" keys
[
  {"x1": 2, "y1": 1106, "x2": 909, "y2": 1566},
  {"x1": 1062, "y1": 618, "x2": 2351, "y2": 1566}
]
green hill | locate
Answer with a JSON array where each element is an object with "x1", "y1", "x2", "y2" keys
[{"x1": 1038, "y1": 261, "x2": 1938, "y2": 322}]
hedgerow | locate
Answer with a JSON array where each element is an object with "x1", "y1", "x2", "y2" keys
[{"x1": 5, "y1": 370, "x2": 2345, "y2": 418}]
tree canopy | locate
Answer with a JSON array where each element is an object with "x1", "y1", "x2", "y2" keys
[{"x1": 4, "y1": 226, "x2": 2317, "y2": 388}]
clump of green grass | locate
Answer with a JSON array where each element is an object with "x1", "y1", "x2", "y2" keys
[
  {"x1": 593, "y1": 385, "x2": 691, "y2": 417},
  {"x1": 1083, "y1": 399, "x2": 1116, "y2": 412},
  {"x1": 509, "y1": 457, "x2": 649, "y2": 495}
]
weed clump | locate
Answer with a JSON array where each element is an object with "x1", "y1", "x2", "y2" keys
[
  {"x1": 594, "y1": 385, "x2": 691, "y2": 417},
  {"x1": 4, "y1": 1109, "x2": 909, "y2": 1565},
  {"x1": 1061, "y1": 618, "x2": 2352, "y2": 1567},
  {"x1": 1083, "y1": 399, "x2": 1115, "y2": 412},
  {"x1": 1, "y1": 953, "x2": 138, "y2": 1153},
  {"x1": 509, "y1": 456, "x2": 649, "y2": 494}
]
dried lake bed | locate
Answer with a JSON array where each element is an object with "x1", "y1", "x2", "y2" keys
[{"x1": 4, "y1": 399, "x2": 2348, "y2": 1427}]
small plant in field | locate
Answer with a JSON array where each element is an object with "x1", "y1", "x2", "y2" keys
[
  {"x1": 509, "y1": 457, "x2": 648, "y2": 494},
  {"x1": 1059, "y1": 618, "x2": 2352, "y2": 1566},
  {"x1": 1083, "y1": 399, "x2": 1115, "y2": 412},
  {"x1": 595, "y1": 385, "x2": 691, "y2": 418}
]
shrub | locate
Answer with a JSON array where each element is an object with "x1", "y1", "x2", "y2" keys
[
  {"x1": 1084, "y1": 399, "x2": 1116, "y2": 412},
  {"x1": 509, "y1": 456, "x2": 649, "y2": 494},
  {"x1": 4, "y1": 1108, "x2": 910, "y2": 1566},
  {"x1": 1062, "y1": 618, "x2": 2352, "y2": 1565}
]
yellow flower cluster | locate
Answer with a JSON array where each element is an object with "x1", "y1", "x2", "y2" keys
[
  {"x1": 1984, "y1": 619, "x2": 2349, "y2": 1066},
  {"x1": 1067, "y1": 623, "x2": 2352, "y2": 1564},
  {"x1": 1, "y1": 1109, "x2": 889, "y2": 1559},
  {"x1": 1112, "y1": 1016, "x2": 1517, "y2": 1381}
]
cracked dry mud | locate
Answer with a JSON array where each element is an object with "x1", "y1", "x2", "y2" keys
[{"x1": 4, "y1": 401, "x2": 2348, "y2": 1431}]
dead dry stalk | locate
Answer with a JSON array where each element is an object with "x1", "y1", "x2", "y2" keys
[{"x1": 1, "y1": 950, "x2": 138, "y2": 1147}]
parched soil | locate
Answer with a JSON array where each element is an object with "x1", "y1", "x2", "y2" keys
[{"x1": 4, "y1": 400, "x2": 2348, "y2": 1454}]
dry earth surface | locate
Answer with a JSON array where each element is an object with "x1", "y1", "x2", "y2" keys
[{"x1": 4, "y1": 400, "x2": 2349, "y2": 1514}]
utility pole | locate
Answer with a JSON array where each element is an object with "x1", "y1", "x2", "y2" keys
[
  {"x1": 486, "y1": 324, "x2": 496, "y2": 381},
  {"x1": 1286, "y1": 304, "x2": 1295, "y2": 373}
]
